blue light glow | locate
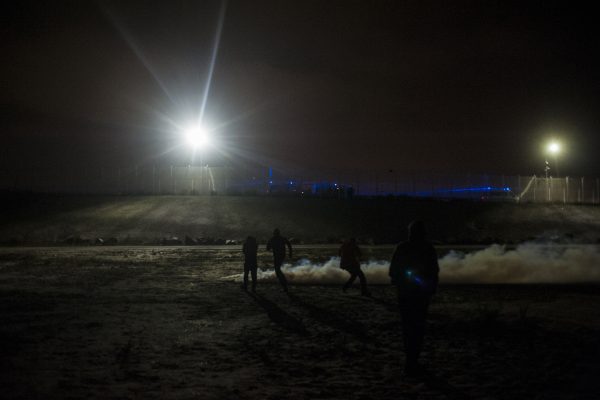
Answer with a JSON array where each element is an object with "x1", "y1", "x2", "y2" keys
[
  {"x1": 414, "y1": 186, "x2": 513, "y2": 196},
  {"x1": 406, "y1": 270, "x2": 424, "y2": 286}
]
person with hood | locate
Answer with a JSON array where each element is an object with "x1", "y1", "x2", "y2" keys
[
  {"x1": 266, "y1": 228, "x2": 293, "y2": 292},
  {"x1": 242, "y1": 236, "x2": 259, "y2": 292},
  {"x1": 339, "y1": 238, "x2": 370, "y2": 296},
  {"x1": 389, "y1": 220, "x2": 439, "y2": 377}
]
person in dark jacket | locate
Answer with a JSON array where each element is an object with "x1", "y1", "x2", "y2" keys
[
  {"x1": 266, "y1": 228, "x2": 292, "y2": 292},
  {"x1": 242, "y1": 236, "x2": 259, "y2": 292},
  {"x1": 339, "y1": 238, "x2": 370, "y2": 296},
  {"x1": 389, "y1": 220, "x2": 439, "y2": 377}
]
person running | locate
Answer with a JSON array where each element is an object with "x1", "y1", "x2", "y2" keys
[
  {"x1": 242, "y1": 236, "x2": 259, "y2": 292},
  {"x1": 339, "y1": 238, "x2": 370, "y2": 296},
  {"x1": 389, "y1": 220, "x2": 439, "y2": 377},
  {"x1": 266, "y1": 228, "x2": 292, "y2": 292}
]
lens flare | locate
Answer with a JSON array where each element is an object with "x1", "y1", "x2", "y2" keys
[{"x1": 185, "y1": 126, "x2": 209, "y2": 148}]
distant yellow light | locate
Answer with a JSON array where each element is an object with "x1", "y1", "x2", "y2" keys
[{"x1": 548, "y1": 142, "x2": 560, "y2": 154}]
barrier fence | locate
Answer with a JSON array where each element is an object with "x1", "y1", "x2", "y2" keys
[{"x1": 1, "y1": 166, "x2": 599, "y2": 204}]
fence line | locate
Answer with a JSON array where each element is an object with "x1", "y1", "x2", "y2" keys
[{"x1": 1, "y1": 166, "x2": 599, "y2": 204}]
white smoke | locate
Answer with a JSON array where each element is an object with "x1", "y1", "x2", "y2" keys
[
  {"x1": 440, "y1": 243, "x2": 600, "y2": 284},
  {"x1": 222, "y1": 257, "x2": 390, "y2": 284},
  {"x1": 222, "y1": 244, "x2": 600, "y2": 284}
]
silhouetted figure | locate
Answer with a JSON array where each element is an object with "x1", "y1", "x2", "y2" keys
[
  {"x1": 242, "y1": 236, "x2": 259, "y2": 292},
  {"x1": 339, "y1": 238, "x2": 370, "y2": 296},
  {"x1": 266, "y1": 228, "x2": 292, "y2": 292},
  {"x1": 389, "y1": 220, "x2": 439, "y2": 377}
]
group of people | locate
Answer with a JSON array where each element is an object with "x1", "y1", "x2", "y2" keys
[
  {"x1": 241, "y1": 221, "x2": 440, "y2": 376},
  {"x1": 242, "y1": 228, "x2": 293, "y2": 293}
]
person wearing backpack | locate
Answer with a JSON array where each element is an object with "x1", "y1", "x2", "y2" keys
[
  {"x1": 389, "y1": 220, "x2": 439, "y2": 377},
  {"x1": 266, "y1": 228, "x2": 292, "y2": 293},
  {"x1": 339, "y1": 238, "x2": 370, "y2": 296}
]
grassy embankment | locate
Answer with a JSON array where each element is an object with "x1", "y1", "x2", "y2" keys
[{"x1": 1, "y1": 193, "x2": 599, "y2": 245}]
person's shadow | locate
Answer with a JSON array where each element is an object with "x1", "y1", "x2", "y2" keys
[
  {"x1": 287, "y1": 293, "x2": 376, "y2": 343},
  {"x1": 343, "y1": 291, "x2": 399, "y2": 313},
  {"x1": 247, "y1": 291, "x2": 308, "y2": 336}
]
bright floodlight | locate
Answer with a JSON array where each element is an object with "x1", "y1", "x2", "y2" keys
[
  {"x1": 184, "y1": 125, "x2": 209, "y2": 149},
  {"x1": 548, "y1": 141, "x2": 560, "y2": 154}
]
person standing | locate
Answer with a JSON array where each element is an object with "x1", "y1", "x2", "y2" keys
[
  {"x1": 339, "y1": 238, "x2": 370, "y2": 296},
  {"x1": 266, "y1": 228, "x2": 292, "y2": 292},
  {"x1": 389, "y1": 220, "x2": 439, "y2": 377},
  {"x1": 242, "y1": 236, "x2": 259, "y2": 292}
]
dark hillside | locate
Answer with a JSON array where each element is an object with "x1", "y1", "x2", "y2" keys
[{"x1": 1, "y1": 193, "x2": 599, "y2": 245}]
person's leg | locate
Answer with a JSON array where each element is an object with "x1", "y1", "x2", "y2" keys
[
  {"x1": 406, "y1": 305, "x2": 420, "y2": 370},
  {"x1": 274, "y1": 259, "x2": 288, "y2": 292},
  {"x1": 411, "y1": 296, "x2": 430, "y2": 363},
  {"x1": 398, "y1": 295, "x2": 411, "y2": 359},
  {"x1": 343, "y1": 271, "x2": 357, "y2": 292},
  {"x1": 243, "y1": 264, "x2": 249, "y2": 290},
  {"x1": 398, "y1": 293, "x2": 420, "y2": 374},
  {"x1": 251, "y1": 265, "x2": 257, "y2": 292},
  {"x1": 356, "y1": 269, "x2": 370, "y2": 296}
]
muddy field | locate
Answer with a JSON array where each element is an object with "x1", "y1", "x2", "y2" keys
[{"x1": 1, "y1": 246, "x2": 599, "y2": 399}]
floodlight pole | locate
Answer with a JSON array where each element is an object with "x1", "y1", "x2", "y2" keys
[{"x1": 544, "y1": 158, "x2": 550, "y2": 202}]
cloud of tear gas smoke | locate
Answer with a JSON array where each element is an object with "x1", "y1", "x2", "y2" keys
[
  {"x1": 440, "y1": 243, "x2": 600, "y2": 284},
  {"x1": 222, "y1": 244, "x2": 600, "y2": 284}
]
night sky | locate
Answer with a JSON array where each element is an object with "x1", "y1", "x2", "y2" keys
[{"x1": 3, "y1": 0, "x2": 600, "y2": 176}]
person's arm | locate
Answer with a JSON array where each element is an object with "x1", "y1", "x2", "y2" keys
[
  {"x1": 286, "y1": 239, "x2": 293, "y2": 258},
  {"x1": 355, "y1": 245, "x2": 362, "y2": 261},
  {"x1": 266, "y1": 238, "x2": 272, "y2": 251}
]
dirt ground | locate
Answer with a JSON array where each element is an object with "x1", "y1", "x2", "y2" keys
[{"x1": 1, "y1": 246, "x2": 599, "y2": 399}]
